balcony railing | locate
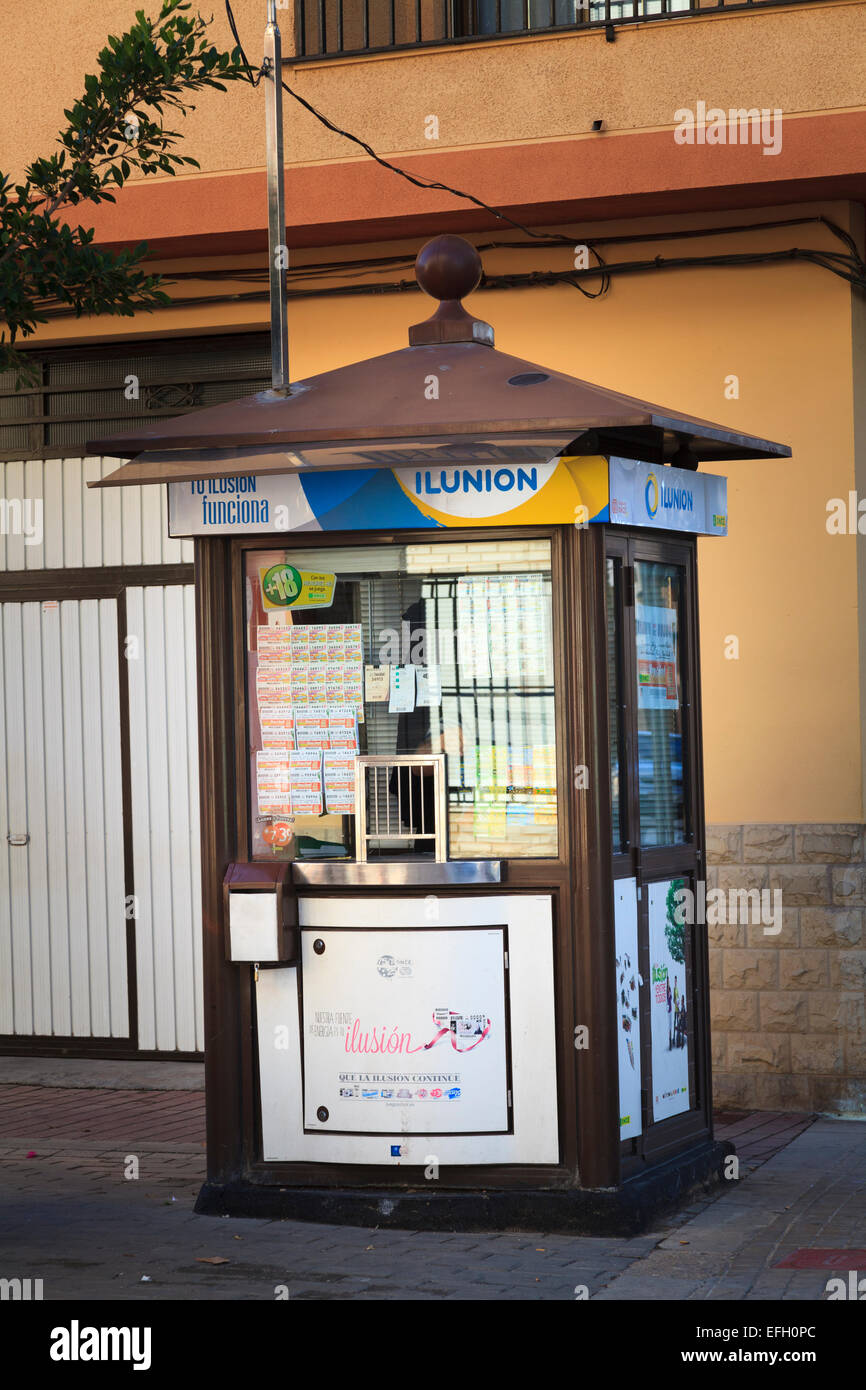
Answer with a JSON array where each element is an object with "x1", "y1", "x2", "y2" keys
[{"x1": 294, "y1": 0, "x2": 825, "y2": 60}]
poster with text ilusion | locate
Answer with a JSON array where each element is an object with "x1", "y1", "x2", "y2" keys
[
  {"x1": 649, "y1": 878, "x2": 690, "y2": 1122},
  {"x1": 302, "y1": 928, "x2": 509, "y2": 1134},
  {"x1": 614, "y1": 879, "x2": 642, "y2": 1141}
]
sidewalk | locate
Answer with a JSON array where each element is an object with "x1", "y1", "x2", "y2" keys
[{"x1": 0, "y1": 1073, "x2": 863, "y2": 1300}]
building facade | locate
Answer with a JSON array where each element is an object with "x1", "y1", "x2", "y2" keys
[{"x1": 1, "y1": 0, "x2": 864, "y2": 1106}]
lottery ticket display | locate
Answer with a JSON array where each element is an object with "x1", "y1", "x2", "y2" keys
[
  {"x1": 259, "y1": 706, "x2": 295, "y2": 750},
  {"x1": 255, "y1": 751, "x2": 293, "y2": 816},
  {"x1": 257, "y1": 623, "x2": 364, "y2": 710},
  {"x1": 259, "y1": 705, "x2": 359, "y2": 755},
  {"x1": 323, "y1": 749, "x2": 357, "y2": 815},
  {"x1": 255, "y1": 622, "x2": 364, "y2": 827},
  {"x1": 455, "y1": 574, "x2": 549, "y2": 685},
  {"x1": 289, "y1": 750, "x2": 325, "y2": 817}
]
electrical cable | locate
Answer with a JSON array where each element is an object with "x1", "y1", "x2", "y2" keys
[
  {"x1": 23, "y1": 3, "x2": 866, "y2": 328},
  {"x1": 155, "y1": 215, "x2": 866, "y2": 288},
  {"x1": 224, "y1": 0, "x2": 611, "y2": 296},
  {"x1": 222, "y1": 2, "x2": 866, "y2": 298},
  {"x1": 33, "y1": 242, "x2": 866, "y2": 320}
]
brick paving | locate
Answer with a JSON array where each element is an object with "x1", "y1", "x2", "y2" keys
[
  {"x1": 0, "y1": 1084, "x2": 206, "y2": 1144},
  {"x1": 0, "y1": 1081, "x2": 863, "y2": 1300},
  {"x1": 594, "y1": 1119, "x2": 866, "y2": 1301},
  {"x1": 713, "y1": 1109, "x2": 817, "y2": 1171}
]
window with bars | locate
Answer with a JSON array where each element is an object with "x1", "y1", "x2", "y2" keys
[
  {"x1": 292, "y1": 0, "x2": 812, "y2": 60},
  {"x1": 0, "y1": 334, "x2": 273, "y2": 462}
]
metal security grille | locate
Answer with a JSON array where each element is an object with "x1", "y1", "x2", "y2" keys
[
  {"x1": 355, "y1": 754, "x2": 447, "y2": 860},
  {"x1": 0, "y1": 334, "x2": 272, "y2": 462},
  {"x1": 293, "y1": 0, "x2": 826, "y2": 60}
]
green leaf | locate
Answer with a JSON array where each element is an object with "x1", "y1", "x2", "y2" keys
[{"x1": 0, "y1": 0, "x2": 245, "y2": 385}]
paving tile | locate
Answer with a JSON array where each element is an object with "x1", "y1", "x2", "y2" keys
[{"x1": 1, "y1": 1085, "x2": 864, "y2": 1301}]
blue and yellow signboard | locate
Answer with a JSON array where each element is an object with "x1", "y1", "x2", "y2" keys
[{"x1": 168, "y1": 455, "x2": 726, "y2": 538}]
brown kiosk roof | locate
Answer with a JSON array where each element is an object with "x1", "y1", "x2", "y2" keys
[{"x1": 88, "y1": 236, "x2": 789, "y2": 487}]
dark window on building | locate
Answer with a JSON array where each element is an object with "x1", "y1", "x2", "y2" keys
[
  {"x1": 0, "y1": 334, "x2": 272, "y2": 462},
  {"x1": 292, "y1": 0, "x2": 804, "y2": 60},
  {"x1": 295, "y1": 0, "x2": 606, "y2": 58}
]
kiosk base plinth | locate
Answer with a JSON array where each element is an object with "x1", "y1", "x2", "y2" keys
[{"x1": 194, "y1": 1139, "x2": 733, "y2": 1237}]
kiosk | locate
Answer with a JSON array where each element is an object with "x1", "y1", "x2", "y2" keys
[{"x1": 90, "y1": 236, "x2": 789, "y2": 1232}]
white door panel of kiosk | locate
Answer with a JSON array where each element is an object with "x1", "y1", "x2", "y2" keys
[
  {"x1": 301, "y1": 926, "x2": 510, "y2": 1134},
  {"x1": 255, "y1": 894, "x2": 559, "y2": 1166}
]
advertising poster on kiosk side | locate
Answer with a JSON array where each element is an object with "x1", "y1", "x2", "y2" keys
[
  {"x1": 648, "y1": 879, "x2": 691, "y2": 1123},
  {"x1": 635, "y1": 605, "x2": 679, "y2": 710},
  {"x1": 613, "y1": 879, "x2": 642, "y2": 1141},
  {"x1": 302, "y1": 928, "x2": 510, "y2": 1134}
]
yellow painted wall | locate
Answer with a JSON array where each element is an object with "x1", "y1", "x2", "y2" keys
[{"x1": 1, "y1": 1, "x2": 865, "y2": 179}]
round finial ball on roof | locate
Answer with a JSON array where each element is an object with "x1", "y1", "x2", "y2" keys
[{"x1": 415, "y1": 235, "x2": 482, "y2": 302}]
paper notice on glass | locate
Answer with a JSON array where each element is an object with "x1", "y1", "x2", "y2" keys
[
  {"x1": 325, "y1": 666, "x2": 345, "y2": 704},
  {"x1": 515, "y1": 573, "x2": 543, "y2": 597},
  {"x1": 256, "y1": 665, "x2": 292, "y2": 707},
  {"x1": 309, "y1": 626, "x2": 330, "y2": 663},
  {"x1": 455, "y1": 576, "x2": 492, "y2": 681},
  {"x1": 295, "y1": 709, "x2": 331, "y2": 750},
  {"x1": 365, "y1": 665, "x2": 390, "y2": 702},
  {"x1": 415, "y1": 666, "x2": 442, "y2": 708},
  {"x1": 323, "y1": 749, "x2": 357, "y2": 815},
  {"x1": 487, "y1": 575, "x2": 506, "y2": 610},
  {"x1": 473, "y1": 624, "x2": 491, "y2": 680},
  {"x1": 343, "y1": 667, "x2": 364, "y2": 710},
  {"x1": 328, "y1": 706, "x2": 359, "y2": 750},
  {"x1": 257, "y1": 625, "x2": 293, "y2": 662},
  {"x1": 288, "y1": 749, "x2": 323, "y2": 815},
  {"x1": 326, "y1": 629, "x2": 345, "y2": 663},
  {"x1": 259, "y1": 705, "x2": 296, "y2": 751},
  {"x1": 388, "y1": 664, "x2": 416, "y2": 713},
  {"x1": 489, "y1": 621, "x2": 508, "y2": 681},
  {"x1": 291, "y1": 626, "x2": 310, "y2": 657},
  {"x1": 635, "y1": 605, "x2": 679, "y2": 709},
  {"x1": 344, "y1": 623, "x2": 364, "y2": 659},
  {"x1": 308, "y1": 669, "x2": 328, "y2": 705},
  {"x1": 289, "y1": 668, "x2": 309, "y2": 705},
  {"x1": 290, "y1": 749, "x2": 322, "y2": 774},
  {"x1": 256, "y1": 751, "x2": 291, "y2": 815},
  {"x1": 457, "y1": 624, "x2": 490, "y2": 682}
]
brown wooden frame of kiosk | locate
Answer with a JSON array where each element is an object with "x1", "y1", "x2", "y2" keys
[
  {"x1": 193, "y1": 523, "x2": 712, "y2": 1232},
  {"x1": 89, "y1": 236, "x2": 790, "y2": 1233}
]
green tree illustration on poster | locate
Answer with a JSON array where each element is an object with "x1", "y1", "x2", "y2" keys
[{"x1": 665, "y1": 878, "x2": 686, "y2": 964}]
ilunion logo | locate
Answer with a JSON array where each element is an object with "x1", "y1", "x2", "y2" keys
[{"x1": 645, "y1": 471, "x2": 660, "y2": 518}]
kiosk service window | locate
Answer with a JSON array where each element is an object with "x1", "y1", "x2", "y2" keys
[{"x1": 244, "y1": 539, "x2": 558, "y2": 862}]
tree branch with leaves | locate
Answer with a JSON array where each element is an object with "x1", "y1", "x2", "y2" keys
[{"x1": 0, "y1": 1, "x2": 246, "y2": 384}]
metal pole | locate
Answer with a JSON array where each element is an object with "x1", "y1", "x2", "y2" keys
[{"x1": 264, "y1": 1, "x2": 290, "y2": 394}]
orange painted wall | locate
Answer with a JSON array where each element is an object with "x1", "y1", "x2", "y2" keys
[
  {"x1": 1, "y1": 3, "x2": 863, "y2": 826},
  {"x1": 2, "y1": 0, "x2": 866, "y2": 182},
  {"x1": 17, "y1": 201, "x2": 863, "y2": 824}
]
